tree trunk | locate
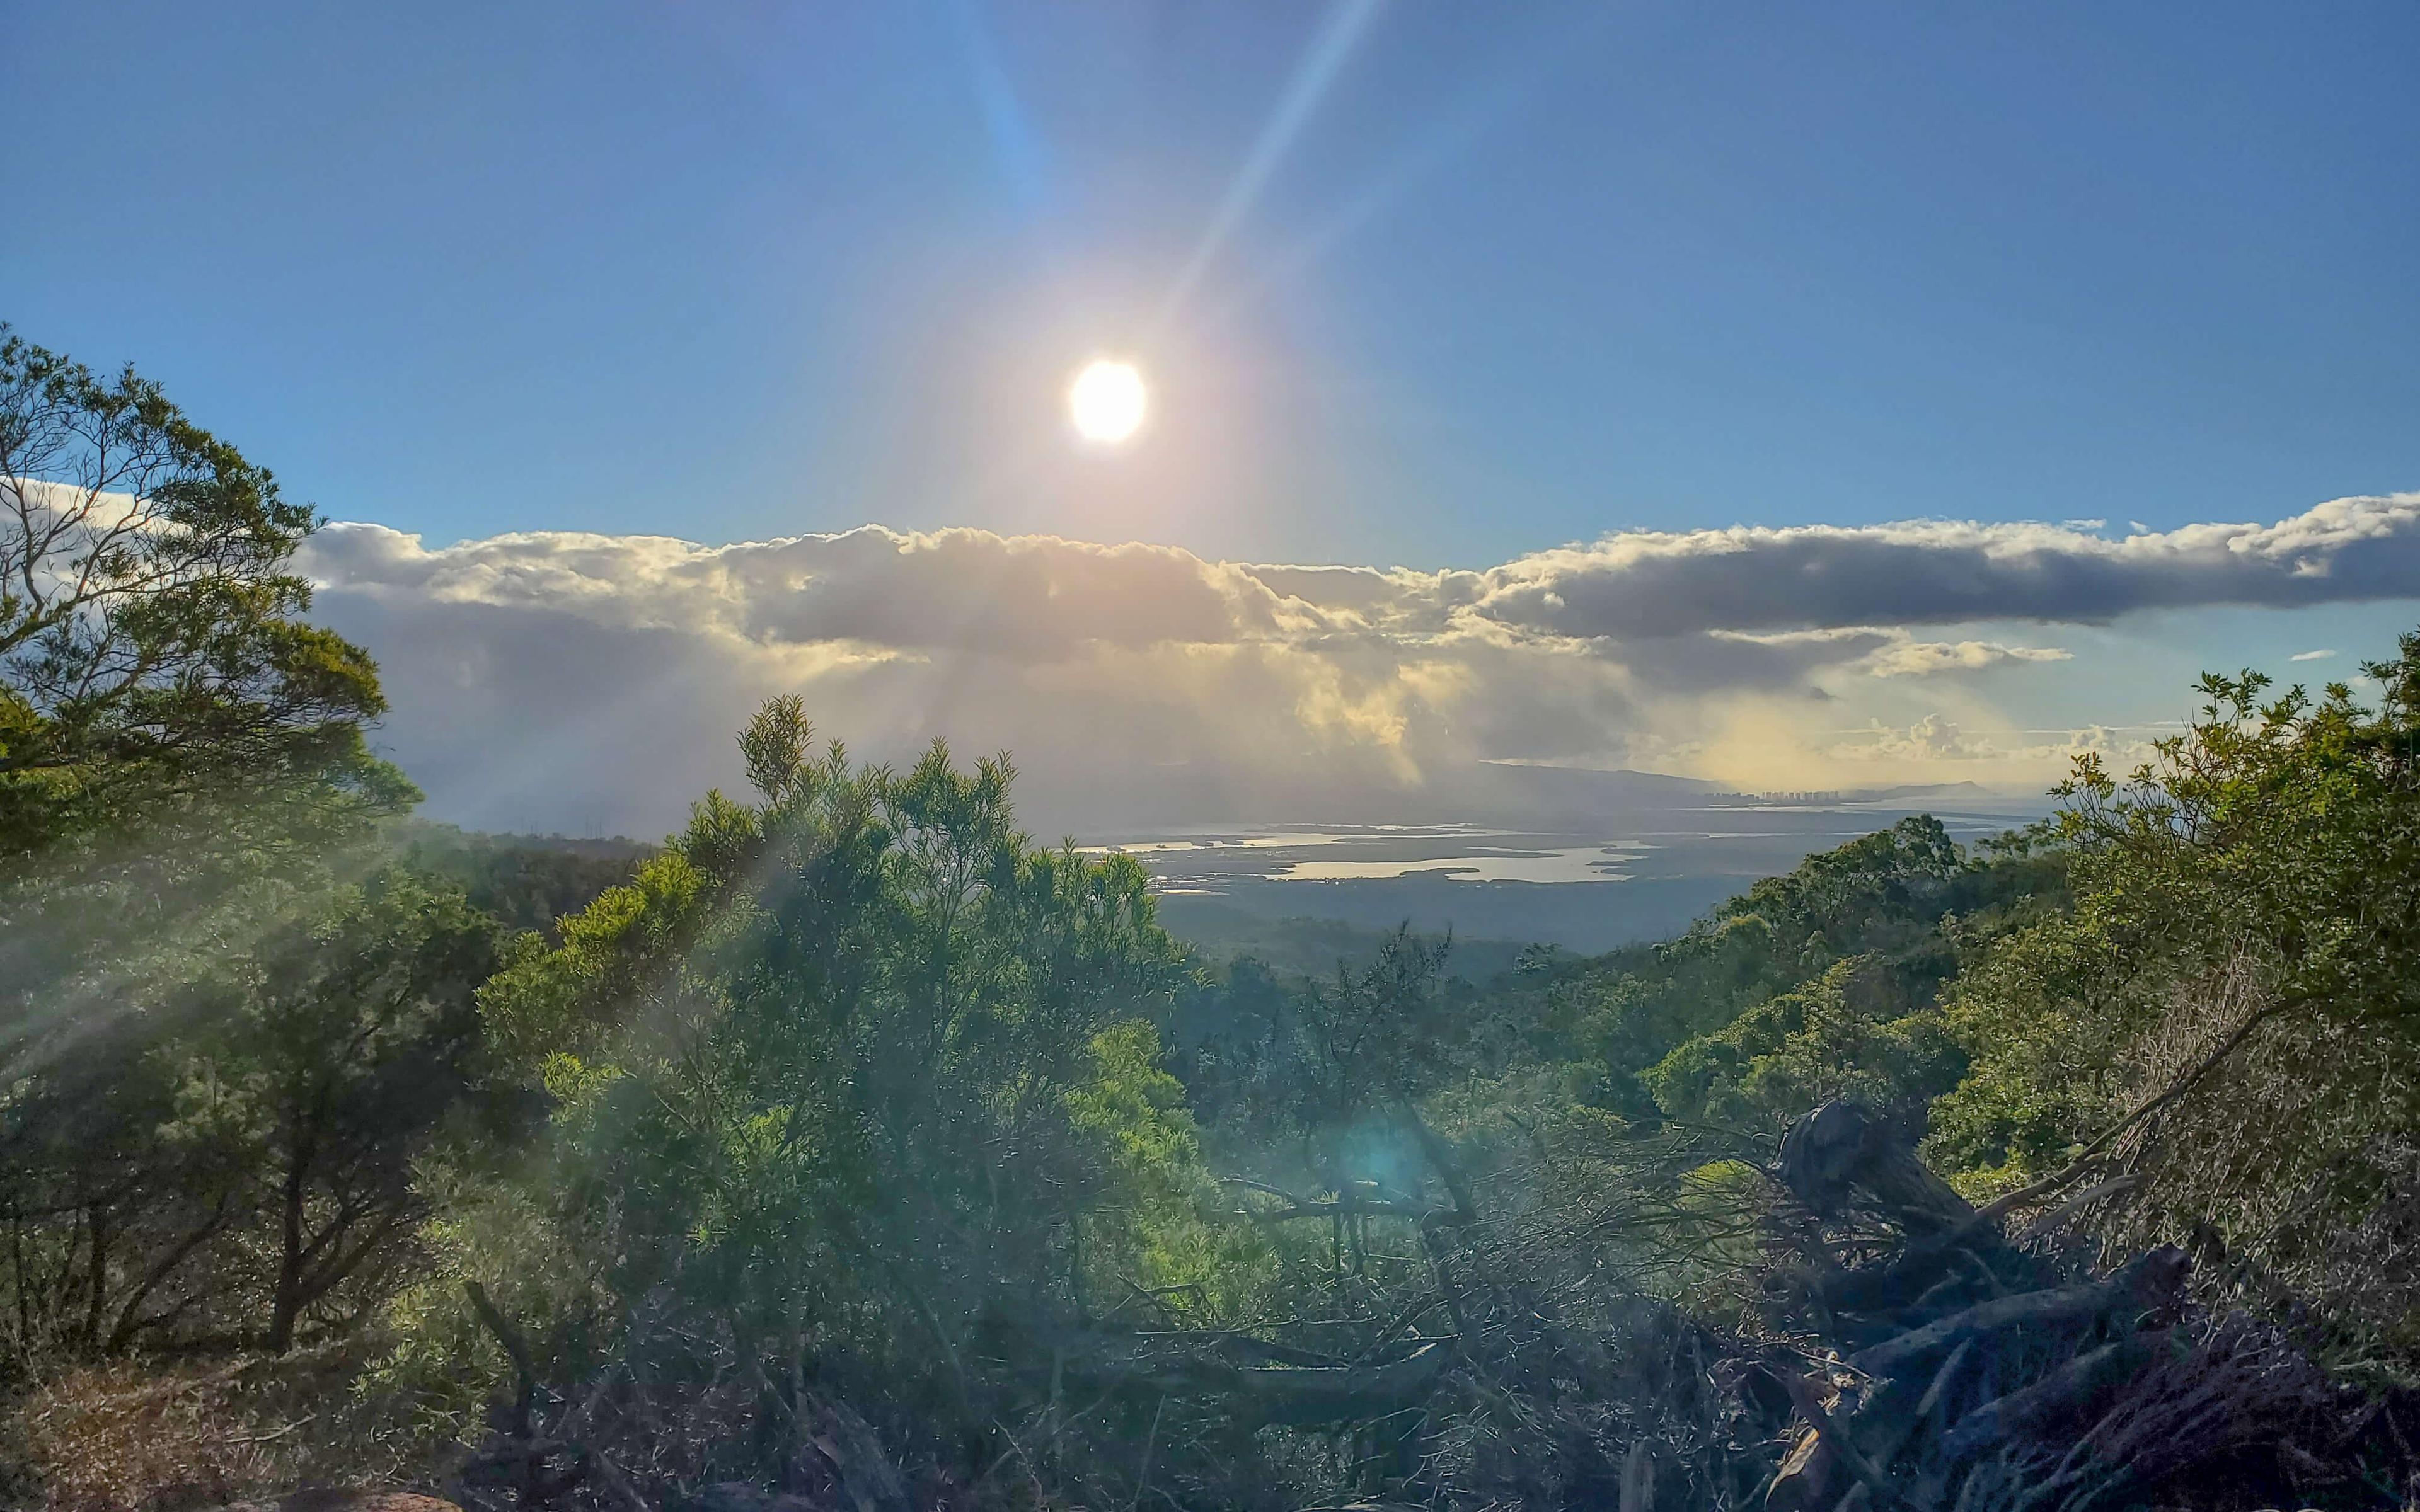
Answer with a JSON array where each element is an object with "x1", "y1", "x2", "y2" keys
[
  {"x1": 104, "y1": 1196, "x2": 229, "y2": 1353},
  {"x1": 268, "y1": 1133, "x2": 311, "y2": 1353}
]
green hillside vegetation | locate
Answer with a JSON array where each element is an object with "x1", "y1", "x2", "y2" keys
[
  {"x1": 7, "y1": 329, "x2": 2419, "y2": 1508},
  {"x1": 391, "y1": 824, "x2": 652, "y2": 942},
  {"x1": 1147, "y1": 896, "x2": 1542, "y2": 987}
]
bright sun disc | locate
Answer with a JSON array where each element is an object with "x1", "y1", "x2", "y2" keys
[{"x1": 1068, "y1": 359, "x2": 1147, "y2": 445}]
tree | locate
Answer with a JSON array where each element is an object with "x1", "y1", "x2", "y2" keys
[
  {"x1": 1542, "y1": 816, "x2": 2027, "y2": 1121},
  {"x1": 181, "y1": 874, "x2": 504, "y2": 1351},
  {"x1": 0, "y1": 330, "x2": 443, "y2": 1367},
  {"x1": 434, "y1": 702, "x2": 1217, "y2": 1408},
  {"x1": 0, "y1": 324, "x2": 400, "y2": 859},
  {"x1": 1242, "y1": 927, "x2": 1465, "y2": 1190},
  {"x1": 0, "y1": 874, "x2": 503, "y2": 1359},
  {"x1": 1930, "y1": 631, "x2": 2420, "y2": 1349},
  {"x1": 1642, "y1": 958, "x2": 1959, "y2": 1131},
  {"x1": 0, "y1": 326, "x2": 415, "y2": 1115}
]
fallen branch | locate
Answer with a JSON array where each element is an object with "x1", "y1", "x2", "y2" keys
[
  {"x1": 215, "y1": 1413, "x2": 317, "y2": 1445},
  {"x1": 1961, "y1": 991, "x2": 2293, "y2": 1230},
  {"x1": 1850, "y1": 1247, "x2": 2186, "y2": 1382},
  {"x1": 1773, "y1": 1365, "x2": 1907, "y2": 1511},
  {"x1": 1937, "y1": 1329, "x2": 2172, "y2": 1465}
]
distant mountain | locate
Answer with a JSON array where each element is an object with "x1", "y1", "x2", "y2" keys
[
  {"x1": 1381, "y1": 760, "x2": 1734, "y2": 830},
  {"x1": 1470, "y1": 759, "x2": 1725, "y2": 801}
]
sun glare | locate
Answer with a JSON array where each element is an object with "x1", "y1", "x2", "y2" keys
[{"x1": 1068, "y1": 359, "x2": 1147, "y2": 445}]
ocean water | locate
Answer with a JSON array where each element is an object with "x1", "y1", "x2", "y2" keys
[{"x1": 1085, "y1": 801, "x2": 2053, "y2": 954}]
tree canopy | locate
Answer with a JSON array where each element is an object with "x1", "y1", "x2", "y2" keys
[{"x1": 0, "y1": 325, "x2": 400, "y2": 861}]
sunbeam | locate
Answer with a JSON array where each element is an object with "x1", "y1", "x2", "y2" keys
[
  {"x1": 1201, "y1": 8, "x2": 1611, "y2": 333},
  {"x1": 1153, "y1": 0, "x2": 1386, "y2": 333},
  {"x1": 948, "y1": 0, "x2": 1052, "y2": 220}
]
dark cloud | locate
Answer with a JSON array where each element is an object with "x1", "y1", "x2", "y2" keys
[{"x1": 1472, "y1": 495, "x2": 2420, "y2": 640}]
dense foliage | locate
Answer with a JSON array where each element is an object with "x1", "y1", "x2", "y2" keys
[
  {"x1": 397, "y1": 701, "x2": 1245, "y2": 1421},
  {"x1": 1, "y1": 332, "x2": 441, "y2": 1378},
  {"x1": 1933, "y1": 638, "x2": 2420, "y2": 1357}
]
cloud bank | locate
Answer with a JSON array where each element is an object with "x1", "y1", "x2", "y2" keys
[
  {"x1": 297, "y1": 493, "x2": 2420, "y2": 835},
  {"x1": 1466, "y1": 493, "x2": 2420, "y2": 640}
]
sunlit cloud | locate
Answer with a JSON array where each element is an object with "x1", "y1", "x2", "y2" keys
[
  {"x1": 1829, "y1": 715, "x2": 2141, "y2": 764},
  {"x1": 1861, "y1": 639, "x2": 2073, "y2": 678},
  {"x1": 292, "y1": 491, "x2": 2420, "y2": 835}
]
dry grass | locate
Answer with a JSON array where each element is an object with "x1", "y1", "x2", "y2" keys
[
  {"x1": 16, "y1": 1349, "x2": 451, "y2": 1512},
  {"x1": 2103, "y1": 956, "x2": 2420, "y2": 1364}
]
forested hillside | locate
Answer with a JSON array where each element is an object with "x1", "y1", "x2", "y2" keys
[{"x1": 8, "y1": 329, "x2": 2420, "y2": 1509}]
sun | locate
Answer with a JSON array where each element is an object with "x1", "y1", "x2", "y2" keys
[{"x1": 1068, "y1": 359, "x2": 1147, "y2": 445}]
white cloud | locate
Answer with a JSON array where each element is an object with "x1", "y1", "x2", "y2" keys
[
  {"x1": 2290, "y1": 648, "x2": 2337, "y2": 662},
  {"x1": 1702, "y1": 628, "x2": 2075, "y2": 680},
  {"x1": 1830, "y1": 716, "x2": 2155, "y2": 769},
  {"x1": 286, "y1": 493, "x2": 2420, "y2": 834},
  {"x1": 1861, "y1": 639, "x2": 2073, "y2": 677}
]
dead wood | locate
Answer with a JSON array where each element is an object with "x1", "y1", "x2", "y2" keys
[
  {"x1": 1848, "y1": 1247, "x2": 2187, "y2": 1383},
  {"x1": 1934, "y1": 1329, "x2": 2173, "y2": 1466},
  {"x1": 1776, "y1": 1102, "x2": 1975, "y2": 1235},
  {"x1": 802, "y1": 1394, "x2": 913, "y2": 1512},
  {"x1": 438, "y1": 1097, "x2": 2415, "y2": 1512},
  {"x1": 1046, "y1": 1329, "x2": 1455, "y2": 1428},
  {"x1": 1772, "y1": 1365, "x2": 1907, "y2": 1511},
  {"x1": 1737, "y1": 1107, "x2": 2405, "y2": 1512}
]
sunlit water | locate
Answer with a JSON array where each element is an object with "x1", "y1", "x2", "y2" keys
[{"x1": 1083, "y1": 805, "x2": 2041, "y2": 896}]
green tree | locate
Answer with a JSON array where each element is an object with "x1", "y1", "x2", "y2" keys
[
  {"x1": 0, "y1": 875, "x2": 502, "y2": 1360},
  {"x1": 1, "y1": 326, "x2": 413, "y2": 1111},
  {"x1": 1642, "y1": 956, "x2": 1959, "y2": 1131},
  {"x1": 0, "y1": 330, "x2": 449, "y2": 1368},
  {"x1": 1932, "y1": 632, "x2": 2420, "y2": 1349},
  {"x1": 1236, "y1": 927, "x2": 1468, "y2": 1192},
  {"x1": 0, "y1": 324, "x2": 398, "y2": 858},
  {"x1": 179, "y1": 874, "x2": 504, "y2": 1351},
  {"x1": 428, "y1": 703, "x2": 1230, "y2": 1411},
  {"x1": 1542, "y1": 816, "x2": 2047, "y2": 1120}
]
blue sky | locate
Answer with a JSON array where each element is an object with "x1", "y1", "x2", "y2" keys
[
  {"x1": 9, "y1": 1, "x2": 2417, "y2": 567},
  {"x1": 9, "y1": 3, "x2": 2420, "y2": 832}
]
